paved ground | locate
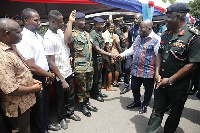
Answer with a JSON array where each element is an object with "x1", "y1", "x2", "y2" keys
[{"x1": 32, "y1": 82, "x2": 200, "y2": 133}]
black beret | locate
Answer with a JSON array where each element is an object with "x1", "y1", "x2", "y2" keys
[
  {"x1": 93, "y1": 17, "x2": 105, "y2": 23},
  {"x1": 166, "y1": 3, "x2": 190, "y2": 14},
  {"x1": 75, "y1": 12, "x2": 85, "y2": 19}
]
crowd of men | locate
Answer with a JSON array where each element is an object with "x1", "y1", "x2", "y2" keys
[{"x1": 0, "y1": 2, "x2": 200, "y2": 133}]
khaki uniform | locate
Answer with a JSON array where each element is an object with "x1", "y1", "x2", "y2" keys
[
  {"x1": 71, "y1": 29, "x2": 94, "y2": 102},
  {"x1": 146, "y1": 25, "x2": 200, "y2": 133},
  {"x1": 90, "y1": 29, "x2": 104, "y2": 97}
]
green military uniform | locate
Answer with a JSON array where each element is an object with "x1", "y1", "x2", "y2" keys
[
  {"x1": 116, "y1": 27, "x2": 126, "y2": 52},
  {"x1": 71, "y1": 29, "x2": 94, "y2": 102},
  {"x1": 146, "y1": 25, "x2": 200, "y2": 133},
  {"x1": 90, "y1": 29, "x2": 104, "y2": 97}
]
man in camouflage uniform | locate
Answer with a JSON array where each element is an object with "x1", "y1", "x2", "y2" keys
[
  {"x1": 146, "y1": 3, "x2": 200, "y2": 133},
  {"x1": 69, "y1": 12, "x2": 97, "y2": 117}
]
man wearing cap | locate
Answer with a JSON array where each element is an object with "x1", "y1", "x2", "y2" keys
[
  {"x1": 146, "y1": 3, "x2": 200, "y2": 133},
  {"x1": 90, "y1": 17, "x2": 116, "y2": 102},
  {"x1": 69, "y1": 12, "x2": 97, "y2": 117}
]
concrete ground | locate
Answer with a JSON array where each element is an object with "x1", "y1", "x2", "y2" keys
[{"x1": 32, "y1": 82, "x2": 200, "y2": 133}]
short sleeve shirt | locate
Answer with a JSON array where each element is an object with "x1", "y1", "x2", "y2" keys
[
  {"x1": 0, "y1": 42, "x2": 36, "y2": 117},
  {"x1": 159, "y1": 24, "x2": 200, "y2": 90},
  {"x1": 102, "y1": 30, "x2": 113, "y2": 47},
  {"x1": 16, "y1": 27, "x2": 49, "y2": 71},
  {"x1": 90, "y1": 29, "x2": 104, "y2": 59},
  {"x1": 43, "y1": 29, "x2": 72, "y2": 80}
]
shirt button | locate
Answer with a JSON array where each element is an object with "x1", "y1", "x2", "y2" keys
[
  {"x1": 166, "y1": 51, "x2": 168, "y2": 53},
  {"x1": 163, "y1": 60, "x2": 165, "y2": 62},
  {"x1": 162, "y1": 69, "x2": 165, "y2": 71}
]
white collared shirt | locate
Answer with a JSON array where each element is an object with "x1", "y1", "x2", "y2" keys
[
  {"x1": 43, "y1": 29, "x2": 72, "y2": 80},
  {"x1": 16, "y1": 27, "x2": 49, "y2": 71}
]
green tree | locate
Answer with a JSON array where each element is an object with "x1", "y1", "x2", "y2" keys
[
  {"x1": 162, "y1": 0, "x2": 176, "y2": 4},
  {"x1": 188, "y1": 0, "x2": 200, "y2": 18}
]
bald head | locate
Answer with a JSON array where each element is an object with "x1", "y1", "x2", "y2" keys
[
  {"x1": 139, "y1": 19, "x2": 153, "y2": 37},
  {"x1": 0, "y1": 18, "x2": 22, "y2": 45},
  {"x1": 141, "y1": 19, "x2": 153, "y2": 28}
]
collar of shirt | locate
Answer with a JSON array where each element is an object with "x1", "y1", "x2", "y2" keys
[
  {"x1": 22, "y1": 27, "x2": 39, "y2": 38},
  {"x1": 141, "y1": 31, "x2": 160, "y2": 41},
  {"x1": 0, "y1": 42, "x2": 11, "y2": 51}
]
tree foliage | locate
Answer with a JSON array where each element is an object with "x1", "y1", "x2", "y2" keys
[
  {"x1": 188, "y1": 0, "x2": 200, "y2": 18},
  {"x1": 162, "y1": 0, "x2": 176, "y2": 4}
]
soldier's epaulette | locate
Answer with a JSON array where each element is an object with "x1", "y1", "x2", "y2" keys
[{"x1": 189, "y1": 27, "x2": 200, "y2": 35}]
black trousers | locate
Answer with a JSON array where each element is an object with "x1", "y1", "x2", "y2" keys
[
  {"x1": 53, "y1": 75, "x2": 75, "y2": 120},
  {"x1": 33, "y1": 75, "x2": 51, "y2": 132},
  {"x1": 7, "y1": 109, "x2": 30, "y2": 133},
  {"x1": 131, "y1": 76, "x2": 154, "y2": 106},
  {"x1": 146, "y1": 88, "x2": 188, "y2": 133}
]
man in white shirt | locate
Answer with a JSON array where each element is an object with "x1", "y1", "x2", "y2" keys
[
  {"x1": 43, "y1": 10, "x2": 81, "y2": 130},
  {"x1": 16, "y1": 8, "x2": 60, "y2": 133}
]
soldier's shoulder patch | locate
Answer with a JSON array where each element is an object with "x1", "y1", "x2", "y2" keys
[{"x1": 189, "y1": 27, "x2": 200, "y2": 35}]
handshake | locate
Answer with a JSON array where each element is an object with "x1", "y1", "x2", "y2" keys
[{"x1": 110, "y1": 53, "x2": 124, "y2": 61}]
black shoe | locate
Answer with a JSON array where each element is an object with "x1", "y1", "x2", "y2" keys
[
  {"x1": 127, "y1": 102, "x2": 141, "y2": 109},
  {"x1": 95, "y1": 96, "x2": 104, "y2": 102},
  {"x1": 60, "y1": 119, "x2": 68, "y2": 130},
  {"x1": 139, "y1": 106, "x2": 147, "y2": 114},
  {"x1": 120, "y1": 87, "x2": 130, "y2": 94},
  {"x1": 118, "y1": 77, "x2": 124, "y2": 82},
  {"x1": 188, "y1": 90, "x2": 196, "y2": 95},
  {"x1": 81, "y1": 105, "x2": 91, "y2": 117},
  {"x1": 86, "y1": 102, "x2": 98, "y2": 112},
  {"x1": 68, "y1": 114, "x2": 81, "y2": 121},
  {"x1": 99, "y1": 93, "x2": 108, "y2": 98},
  {"x1": 47, "y1": 124, "x2": 61, "y2": 131}
]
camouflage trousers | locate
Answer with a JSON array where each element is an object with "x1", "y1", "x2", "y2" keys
[{"x1": 74, "y1": 71, "x2": 94, "y2": 102}]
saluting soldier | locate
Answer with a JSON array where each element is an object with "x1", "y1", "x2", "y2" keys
[
  {"x1": 90, "y1": 17, "x2": 116, "y2": 102},
  {"x1": 69, "y1": 12, "x2": 97, "y2": 117},
  {"x1": 146, "y1": 3, "x2": 200, "y2": 133}
]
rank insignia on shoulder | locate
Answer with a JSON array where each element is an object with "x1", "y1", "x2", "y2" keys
[
  {"x1": 179, "y1": 30, "x2": 185, "y2": 35},
  {"x1": 189, "y1": 27, "x2": 200, "y2": 35}
]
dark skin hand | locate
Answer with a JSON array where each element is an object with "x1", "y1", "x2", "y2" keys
[
  {"x1": 26, "y1": 58, "x2": 55, "y2": 85},
  {"x1": 46, "y1": 55, "x2": 70, "y2": 90}
]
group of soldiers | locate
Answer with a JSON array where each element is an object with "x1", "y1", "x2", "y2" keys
[{"x1": 0, "y1": 2, "x2": 200, "y2": 133}]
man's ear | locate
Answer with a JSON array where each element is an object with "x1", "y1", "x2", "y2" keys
[{"x1": 4, "y1": 31, "x2": 10, "y2": 38}]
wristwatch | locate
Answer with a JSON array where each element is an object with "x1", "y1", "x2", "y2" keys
[
  {"x1": 168, "y1": 77, "x2": 173, "y2": 85},
  {"x1": 108, "y1": 53, "x2": 111, "y2": 56}
]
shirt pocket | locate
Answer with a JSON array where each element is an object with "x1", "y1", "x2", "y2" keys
[
  {"x1": 170, "y1": 46, "x2": 187, "y2": 60},
  {"x1": 74, "y1": 62, "x2": 88, "y2": 71}
]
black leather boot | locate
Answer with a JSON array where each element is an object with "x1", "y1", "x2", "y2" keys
[
  {"x1": 81, "y1": 102, "x2": 91, "y2": 117},
  {"x1": 85, "y1": 98, "x2": 98, "y2": 112}
]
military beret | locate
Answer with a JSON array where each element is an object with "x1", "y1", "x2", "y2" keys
[
  {"x1": 166, "y1": 3, "x2": 190, "y2": 14},
  {"x1": 75, "y1": 12, "x2": 85, "y2": 19},
  {"x1": 93, "y1": 17, "x2": 105, "y2": 23}
]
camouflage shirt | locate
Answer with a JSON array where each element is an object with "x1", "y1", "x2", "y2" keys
[{"x1": 71, "y1": 29, "x2": 93, "y2": 73}]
